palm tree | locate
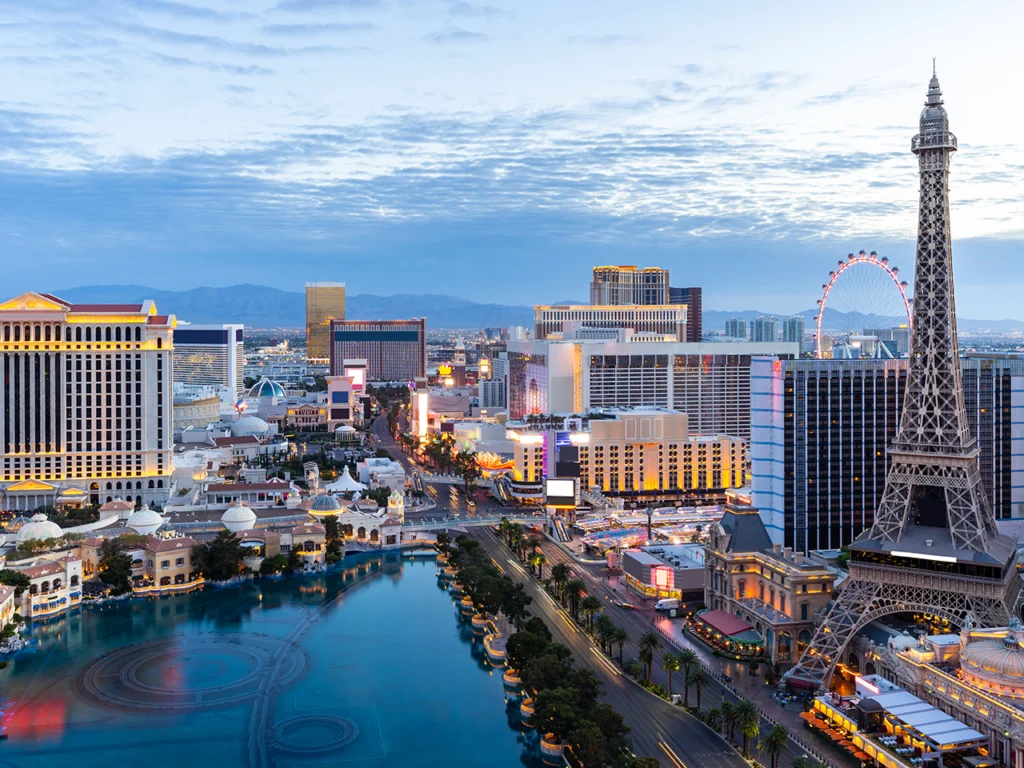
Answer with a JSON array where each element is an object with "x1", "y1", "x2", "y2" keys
[
  {"x1": 705, "y1": 707, "x2": 722, "y2": 734},
  {"x1": 566, "y1": 578, "x2": 586, "y2": 619},
  {"x1": 677, "y1": 648, "x2": 698, "y2": 706},
  {"x1": 526, "y1": 535, "x2": 542, "y2": 556},
  {"x1": 760, "y1": 724, "x2": 788, "y2": 768},
  {"x1": 611, "y1": 626, "x2": 629, "y2": 664},
  {"x1": 689, "y1": 667, "x2": 710, "y2": 710},
  {"x1": 736, "y1": 699, "x2": 759, "y2": 757},
  {"x1": 721, "y1": 701, "x2": 739, "y2": 743},
  {"x1": 580, "y1": 595, "x2": 602, "y2": 633},
  {"x1": 637, "y1": 631, "x2": 663, "y2": 682},
  {"x1": 550, "y1": 563, "x2": 570, "y2": 602},
  {"x1": 530, "y1": 552, "x2": 547, "y2": 580},
  {"x1": 595, "y1": 615, "x2": 615, "y2": 653},
  {"x1": 661, "y1": 652, "x2": 680, "y2": 698}
]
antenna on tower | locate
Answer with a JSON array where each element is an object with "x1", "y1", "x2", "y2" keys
[{"x1": 932, "y1": 57, "x2": 936, "y2": 77}]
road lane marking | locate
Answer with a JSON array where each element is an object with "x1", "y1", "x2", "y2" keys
[
  {"x1": 658, "y1": 739, "x2": 687, "y2": 768},
  {"x1": 590, "y1": 647, "x2": 621, "y2": 676},
  {"x1": 490, "y1": 559, "x2": 506, "y2": 575},
  {"x1": 507, "y1": 560, "x2": 527, "y2": 576}
]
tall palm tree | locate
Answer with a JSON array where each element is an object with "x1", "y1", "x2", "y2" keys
[
  {"x1": 721, "y1": 701, "x2": 739, "y2": 743},
  {"x1": 661, "y1": 652, "x2": 680, "y2": 698},
  {"x1": 760, "y1": 724, "x2": 788, "y2": 768},
  {"x1": 566, "y1": 578, "x2": 586, "y2": 619},
  {"x1": 526, "y1": 535, "x2": 542, "y2": 557},
  {"x1": 550, "y1": 563, "x2": 570, "y2": 602},
  {"x1": 705, "y1": 707, "x2": 722, "y2": 734},
  {"x1": 736, "y1": 699, "x2": 759, "y2": 757},
  {"x1": 595, "y1": 615, "x2": 615, "y2": 652},
  {"x1": 580, "y1": 595, "x2": 602, "y2": 633},
  {"x1": 689, "y1": 667, "x2": 710, "y2": 710},
  {"x1": 637, "y1": 631, "x2": 663, "y2": 683},
  {"x1": 530, "y1": 552, "x2": 547, "y2": 580},
  {"x1": 677, "y1": 648, "x2": 698, "y2": 706},
  {"x1": 611, "y1": 626, "x2": 629, "y2": 664}
]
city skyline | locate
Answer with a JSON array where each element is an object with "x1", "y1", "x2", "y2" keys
[{"x1": 3, "y1": 1, "x2": 1024, "y2": 316}]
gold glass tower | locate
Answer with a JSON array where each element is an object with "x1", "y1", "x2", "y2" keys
[{"x1": 305, "y1": 282, "x2": 346, "y2": 361}]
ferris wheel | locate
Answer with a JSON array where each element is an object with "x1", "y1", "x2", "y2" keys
[{"x1": 814, "y1": 250, "x2": 913, "y2": 359}]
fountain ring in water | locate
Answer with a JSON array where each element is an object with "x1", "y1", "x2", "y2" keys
[
  {"x1": 267, "y1": 715, "x2": 360, "y2": 755},
  {"x1": 76, "y1": 635, "x2": 309, "y2": 712}
]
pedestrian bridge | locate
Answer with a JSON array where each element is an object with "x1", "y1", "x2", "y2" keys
[{"x1": 401, "y1": 515, "x2": 542, "y2": 532}]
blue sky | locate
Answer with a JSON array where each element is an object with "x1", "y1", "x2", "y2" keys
[{"x1": 2, "y1": 0, "x2": 1023, "y2": 316}]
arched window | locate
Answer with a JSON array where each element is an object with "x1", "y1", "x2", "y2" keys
[
  {"x1": 70, "y1": 575, "x2": 79, "y2": 587},
  {"x1": 115, "y1": 327, "x2": 121, "y2": 341},
  {"x1": 44, "y1": 325, "x2": 51, "y2": 342},
  {"x1": 65, "y1": 327, "x2": 71, "y2": 341},
  {"x1": 136, "y1": 481, "x2": 142, "y2": 489},
  {"x1": 105, "y1": 327, "x2": 112, "y2": 341},
  {"x1": 106, "y1": 482, "x2": 112, "y2": 490},
  {"x1": 148, "y1": 480, "x2": 155, "y2": 488},
  {"x1": 13, "y1": 326, "x2": 20, "y2": 342},
  {"x1": 106, "y1": 496, "x2": 112, "y2": 503},
  {"x1": 52, "y1": 579, "x2": 61, "y2": 590},
  {"x1": 90, "y1": 482, "x2": 98, "y2": 490},
  {"x1": 34, "y1": 325, "x2": 41, "y2": 341},
  {"x1": 85, "y1": 327, "x2": 92, "y2": 341},
  {"x1": 157, "y1": 479, "x2": 164, "y2": 488},
  {"x1": 3, "y1": 325, "x2": 8, "y2": 341},
  {"x1": 116, "y1": 481, "x2": 122, "y2": 490},
  {"x1": 125, "y1": 495, "x2": 133, "y2": 503},
  {"x1": 135, "y1": 327, "x2": 141, "y2": 341},
  {"x1": 157, "y1": 337, "x2": 162, "y2": 349},
  {"x1": 41, "y1": 581, "x2": 50, "y2": 592}
]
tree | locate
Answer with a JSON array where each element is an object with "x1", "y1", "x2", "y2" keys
[
  {"x1": 365, "y1": 486, "x2": 391, "y2": 507},
  {"x1": 532, "y1": 687, "x2": 582, "y2": 741},
  {"x1": 567, "y1": 720, "x2": 607, "y2": 766},
  {"x1": 435, "y1": 531, "x2": 451, "y2": 556},
  {"x1": 677, "y1": 648, "x2": 698, "y2": 706},
  {"x1": 530, "y1": 552, "x2": 547, "y2": 580},
  {"x1": 0, "y1": 569, "x2": 31, "y2": 597},
  {"x1": 550, "y1": 563, "x2": 570, "y2": 602},
  {"x1": 689, "y1": 667, "x2": 710, "y2": 710},
  {"x1": 595, "y1": 615, "x2": 615, "y2": 653},
  {"x1": 580, "y1": 595, "x2": 602, "y2": 634},
  {"x1": 193, "y1": 531, "x2": 245, "y2": 581},
  {"x1": 259, "y1": 554, "x2": 288, "y2": 575},
  {"x1": 566, "y1": 578, "x2": 586, "y2": 619},
  {"x1": 661, "y1": 652, "x2": 680, "y2": 698},
  {"x1": 761, "y1": 724, "x2": 789, "y2": 768},
  {"x1": 98, "y1": 538, "x2": 133, "y2": 595},
  {"x1": 501, "y1": 581, "x2": 533, "y2": 629},
  {"x1": 637, "y1": 631, "x2": 663, "y2": 683},
  {"x1": 721, "y1": 701, "x2": 739, "y2": 743},
  {"x1": 506, "y1": 631, "x2": 550, "y2": 670},
  {"x1": 453, "y1": 448, "x2": 482, "y2": 493},
  {"x1": 286, "y1": 548, "x2": 303, "y2": 572},
  {"x1": 705, "y1": 707, "x2": 722, "y2": 733},
  {"x1": 736, "y1": 699, "x2": 759, "y2": 757},
  {"x1": 324, "y1": 515, "x2": 340, "y2": 542},
  {"x1": 611, "y1": 626, "x2": 629, "y2": 665}
]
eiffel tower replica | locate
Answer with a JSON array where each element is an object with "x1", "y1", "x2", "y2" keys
[{"x1": 787, "y1": 65, "x2": 1023, "y2": 687}]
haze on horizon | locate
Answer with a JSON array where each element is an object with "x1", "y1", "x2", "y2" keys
[{"x1": 2, "y1": 0, "x2": 1023, "y2": 317}]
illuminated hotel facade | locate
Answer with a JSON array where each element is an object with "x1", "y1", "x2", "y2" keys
[
  {"x1": 590, "y1": 266, "x2": 670, "y2": 306},
  {"x1": 507, "y1": 337, "x2": 798, "y2": 440},
  {"x1": 172, "y1": 323, "x2": 244, "y2": 397},
  {"x1": 305, "y1": 282, "x2": 346, "y2": 361},
  {"x1": 329, "y1": 319, "x2": 426, "y2": 382},
  {"x1": 534, "y1": 304, "x2": 687, "y2": 341},
  {"x1": 0, "y1": 292, "x2": 175, "y2": 510},
  {"x1": 509, "y1": 408, "x2": 745, "y2": 503}
]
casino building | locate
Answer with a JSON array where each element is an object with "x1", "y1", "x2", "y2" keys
[
  {"x1": 0, "y1": 292, "x2": 175, "y2": 510},
  {"x1": 172, "y1": 323, "x2": 244, "y2": 398},
  {"x1": 329, "y1": 319, "x2": 426, "y2": 382}
]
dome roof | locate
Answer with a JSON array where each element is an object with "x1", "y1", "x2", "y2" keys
[
  {"x1": 231, "y1": 415, "x2": 270, "y2": 437},
  {"x1": 126, "y1": 505, "x2": 164, "y2": 535},
  {"x1": 389, "y1": 489, "x2": 403, "y2": 500},
  {"x1": 889, "y1": 631, "x2": 917, "y2": 652},
  {"x1": 16, "y1": 513, "x2": 64, "y2": 542},
  {"x1": 961, "y1": 634, "x2": 1024, "y2": 696},
  {"x1": 221, "y1": 499, "x2": 257, "y2": 532},
  {"x1": 308, "y1": 493, "x2": 343, "y2": 514},
  {"x1": 248, "y1": 377, "x2": 286, "y2": 398}
]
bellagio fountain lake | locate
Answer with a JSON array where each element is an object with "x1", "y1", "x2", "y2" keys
[{"x1": 0, "y1": 551, "x2": 543, "y2": 767}]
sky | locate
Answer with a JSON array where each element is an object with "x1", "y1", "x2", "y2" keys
[{"x1": 2, "y1": 0, "x2": 1023, "y2": 316}]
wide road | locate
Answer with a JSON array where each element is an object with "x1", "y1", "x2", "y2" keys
[{"x1": 469, "y1": 527, "x2": 746, "y2": 768}]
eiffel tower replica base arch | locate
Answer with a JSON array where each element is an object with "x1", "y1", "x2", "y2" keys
[{"x1": 785, "y1": 66, "x2": 1024, "y2": 688}]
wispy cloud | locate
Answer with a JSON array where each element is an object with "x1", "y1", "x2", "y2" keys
[
  {"x1": 262, "y1": 21, "x2": 378, "y2": 36},
  {"x1": 275, "y1": 0, "x2": 385, "y2": 11},
  {"x1": 149, "y1": 52, "x2": 275, "y2": 75},
  {"x1": 448, "y1": 2, "x2": 511, "y2": 21},
  {"x1": 425, "y1": 26, "x2": 488, "y2": 43},
  {"x1": 568, "y1": 34, "x2": 642, "y2": 45}
]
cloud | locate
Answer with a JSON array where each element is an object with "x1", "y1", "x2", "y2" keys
[
  {"x1": 425, "y1": 26, "x2": 488, "y2": 43},
  {"x1": 448, "y1": 2, "x2": 511, "y2": 21},
  {"x1": 149, "y1": 53, "x2": 275, "y2": 75},
  {"x1": 118, "y1": 0, "x2": 251, "y2": 22},
  {"x1": 568, "y1": 34, "x2": 642, "y2": 45},
  {"x1": 262, "y1": 21, "x2": 378, "y2": 36},
  {"x1": 275, "y1": 0, "x2": 385, "y2": 11}
]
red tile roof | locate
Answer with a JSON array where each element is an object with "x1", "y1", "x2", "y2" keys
[
  {"x1": 696, "y1": 609, "x2": 754, "y2": 637},
  {"x1": 213, "y1": 436, "x2": 260, "y2": 447},
  {"x1": 69, "y1": 303, "x2": 145, "y2": 313},
  {"x1": 143, "y1": 536, "x2": 198, "y2": 553},
  {"x1": 148, "y1": 315, "x2": 171, "y2": 324},
  {"x1": 206, "y1": 482, "x2": 288, "y2": 493},
  {"x1": 0, "y1": 585, "x2": 15, "y2": 602},
  {"x1": 17, "y1": 561, "x2": 64, "y2": 579},
  {"x1": 292, "y1": 522, "x2": 325, "y2": 535}
]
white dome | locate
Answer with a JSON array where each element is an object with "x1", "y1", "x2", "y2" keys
[
  {"x1": 231, "y1": 415, "x2": 269, "y2": 437},
  {"x1": 221, "y1": 499, "x2": 257, "y2": 532},
  {"x1": 889, "y1": 631, "x2": 917, "y2": 652},
  {"x1": 126, "y1": 504, "x2": 164, "y2": 535},
  {"x1": 16, "y1": 513, "x2": 64, "y2": 543}
]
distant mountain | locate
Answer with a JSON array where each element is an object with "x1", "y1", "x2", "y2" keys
[
  {"x1": 49, "y1": 285, "x2": 1024, "y2": 333},
  {"x1": 704, "y1": 308, "x2": 1024, "y2": 334},
  {"x1": 51, "y1": 284, "x2": 535, "y2": 330}
]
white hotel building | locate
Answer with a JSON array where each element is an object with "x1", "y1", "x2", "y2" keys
[
  {"x1": 0, "y1": 292, "x2": 175, "y2": 510},
  {"x1": 507, "y1": 335, "x2": 798, "y2": 441},
  {"x1": 172, "y1": 323, "x2": 244, "y2": 399}
]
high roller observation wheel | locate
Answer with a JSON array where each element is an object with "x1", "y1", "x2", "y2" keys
[{"x1": 814, "y1": 250, "x2": 913, "y2": 359}]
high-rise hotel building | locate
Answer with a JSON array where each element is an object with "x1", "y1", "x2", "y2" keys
[
  {"x1": 534, "y1": 304, "x2": 688, "y2": 341},
  {"x1": 751, "y1": 354, "x2": 1024, "y2": 552},
  {"x1": 590, "y1": 266, "x2": 670, "y2": 306},
  {"x1": 305, "y1": 282, "x2": 346, "y2": 361},
  {"x1": 0, "y1": 292, "x2": 175, "y2": 510},
  {"x1": 329, "y1": 319, "x2": 426, "y2": 382},
  {"x1": 172, "y1": 323, "x2": 244, "y2": 397}
]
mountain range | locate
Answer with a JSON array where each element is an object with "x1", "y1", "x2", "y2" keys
[{"x1": 48, "y1": 284, "x2": 1024, "y2": 333}]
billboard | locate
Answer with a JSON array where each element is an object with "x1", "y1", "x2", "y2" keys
[{"x1": 545, "y1": 478, "x2": 576, "y2": 508}]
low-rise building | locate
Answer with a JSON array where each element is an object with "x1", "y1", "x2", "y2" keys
[
  {"x1": 0, "y1": 585, "x2": 17, "y2": 633},
  {"x1": 357, "y1": 457, "x2": 406, "y2": 491},
  {"x1": 282, "y1": 522, "x2": 326, "y2": 564},
  {"x1": 286, "y1": 403, "x2": 327, "y2": 430},
  {"x1": 703, "y1": 501, "x2": 835, "y2": 663},
  {"x1": 622, "y1": 544, "x2": 705, "y2": 605},
  {"x1": 11, "y1": 554, "x2": 83, "y2": 619},
  {"x1": 213, "y1": 436, "x2": 262, "y2": 463}
]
